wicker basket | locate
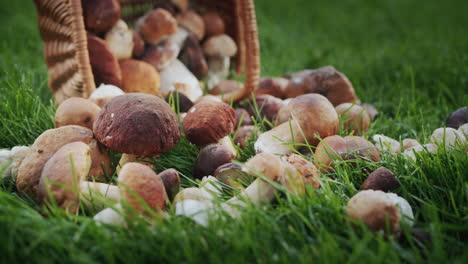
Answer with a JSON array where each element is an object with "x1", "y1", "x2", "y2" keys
[{"x1": 34, "y1": 0, "x2": 260, "y2": 104}]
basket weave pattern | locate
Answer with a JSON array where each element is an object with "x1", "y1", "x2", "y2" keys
[{"x1": 34, "y1": 0, "x2": 260, "y2": 104}]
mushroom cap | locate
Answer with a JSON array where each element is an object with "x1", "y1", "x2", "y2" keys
[
  {"x1": 88, "y1": 84, "x2": 125, "y2": 108},
  {"x1": 87, "y1": 34, "x2": 122, "y2": 87},
  {"x1": 244, "y1": 153, "x2": 283, "y2": 182},
  {"x1": 249, "y1": 95, "x2": 284, "y2": 124},
  {"x1": 183, "y1": 101, "x2": 236, "y2": 146},
  {"x1": 173, "y1": 187, "x2": 212, "y2": 204},
  {"x1": 131, "y1": 31, "x2": 145, "y2": 58},
  {"x1": 164, "y1": 91, "x2": 194, "y2": 113},
  {"x1": 82, "y1": 0, "x2": 121, "y2": 34},
  {"x1": 210, "y1": 80, "x2": 243, "y2": 96},
  {"x1": 361, "y1": 167, "x2": 400, "y2": 192},
  {"x1": 235, "y1": 108, "x2": 253, "y2": 126},
  {"x1": 314, "y1": 135, "x2": 380, "y2": 173},
  {"x1": 55, "y1": 98, "x2": 101, "y2": 130},
  {"x1": 118, "y1": 162, "x2": 167, "y2": 213},
  {"x1": 335, "y1": 103, "x2": 370, "y2": 135},
  {"x1": 202, "y1": 13, "x2": 225, "y2": 38},
  {"x1": 104, "y1": 19, "x2": 134, "y2": 60},
  {"x1": 176, "y1": 11, "x2": 205, "y2": 40},
  {"x1": 234, "y1": 125, "x2": 259, "y2": 149},
  {"x1": 93, "y1": 93, "x2": 181, "y2": 155},
  {"x1": 159, "y1": 59, "x2": 202, "y2": 101},
  {"x1": 346, "y1": 190, "x2": 400, "y2": 233},
  {"x1": 159, "y1": 168, "x2": 180, "y2": 200},
  {"x1": 373, "y1": 134, "x2": 401, "y2": 154},
  {"x1": 402, "y1": 139, "x2": 420, "y2": 150},
  {"x1": 446, "y1": 107, "x2": 467, "y2": 129},
  {"x1": 142, "y1": 40, "x2": 180, "y2": 71},
  {"x1": 284, "y1": 66, "x2": 357, "y2": 106},
  {"x1": 192, "y1": 144, "x2": 234, "y2": 179},
  {"x1": 430, "y1": 127, "x2": 466, "y2": 148},
  {"x1": 281, "y1": 154, "x2": 320, "y2": 188},
  {"x1": 203, "y1": 34, "x2": 237, "y2": 57},
  {"x1": 362, "y1": 103, "x2": 379, "y2": 121},
  {"x1": 136, "y1": 8, "x2": 178, "y2": 45},
  {"x1": 255, "y1": 77, "x2": 289, "y2": 99},
  {"x1": 179, "y1": 34, "x2": 208, "y2": 79},
  {"x1": 16, "y1": 126, "x2": 94, "y2": 197},
  {"x1": 37, "y1": 142, "x2": 91, "y2": 213},
  {"x1": 275, "y1": 93, "x2": 339, "y2": 146},
  {"x1": 119, "y1": 59, "x2": 160, "y2": 95}
]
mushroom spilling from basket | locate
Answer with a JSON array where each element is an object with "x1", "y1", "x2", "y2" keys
[{"x1": 0, "y1": 0, "x2": 466, "y2": 238}]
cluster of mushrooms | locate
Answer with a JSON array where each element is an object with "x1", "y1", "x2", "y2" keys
[
  {"x1": 1, "y1": 0, "x2": 468, "y2": 235},
  {"x1": 82, "y1": 0, "x2": 238, "y2": 104}
]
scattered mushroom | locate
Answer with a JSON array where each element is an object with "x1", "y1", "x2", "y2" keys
[
  {"x1": 214, "y1": 163, "x2": 250, "y2": 190},
  {"x1": 135, "y1": 8, "x2": 178, "y2": 45},
  {"x1": 335, "y1": 103, "x2": 370, "y2": 135},
  {"x1": 209, "y1": 80, "x2": 243, "y2": 99},
  {"x1": 361, "y1": 167, "x2": 400, "y2": 192},
  {"x1": 346, "y1": 190, "x2": 414, "y2": 234},
  {"x1": 202, "y1": 13, "x2": 225, "y2": 38},
  {"x1": 192, "y1": 144, "x2": 235, "y2": 179},
  {"x1": 430, "y1": 127, "x2": 466, "y2": 148},
  {"x1": 87, "y1": 33, "x2": 122, "y2": 87},
  {"x1": 82, "y1": 0, "x2": 121, "y2": 34},
  {"x1": 173, "y1": 187, "x2": 214, "y2": 226},
  {"x1": 93, "y1": 93, "x2": 181, "y2": 155},
  {"x1": 446, "y1": 107, "x2": 467, "y2": 129},
  {"x1": 119, "y1": 59, "x2": 160, "y2": 95},
  {"x1": 361, "y1": 103, "x2": 379, "y2": 121},
  {"x1": 176, "y1": 11, "x2": 205, "y2": 41},
  {"x1": 164, "y1": 91, "x2": 194, "y2": 113},
  {"x1": 159, "y1": 168, "x2": 180, "y2": 201},
  {"x1": 202, "y1": 34, "x2": 237, "y2": 88},
  {"x1": 373, "y1": 134, "x2": 401, "y2": 154},
  {"x1": 178, "y1": 34, "x2": 208, "y2": 79},
  {"x1": 131, "y1": 31, "x2": 145, "y2": 58},
  {"x1": 249, "y1": 95, "x2": 284, "y2": 124},
  {"x1": 280, "y1": 154, "x2": 320, "y2": 188},
  {"x1": 235, "y1": 108, "x2": 253, "y2": 126},
  {"x1": 234, "y1": 125, "x2": 259, "y2": 149},
  {"x1": 402, "y1": 143, "x2": 438, "y2": 162},
  {"x1": 88, "y1": 84, "x2": 125, "y2": 108},
  {"x1": 255, "y1": 77, "x2": 289, "y2": 99},
  {"x1": 159, "y1": 59, "x2": 202, "y2": 101},
  {"x1": 104, "y1": 20, "x2": 134, "y2": 60},
  {"x1": 0, "y1": 146, "x2": 30, "y2": 179},
  {"x1": 314, "y1": 135, "x2": 380, "y2": 173},
  {"x1": 54, "y1": 98, "x2": 101, "y2": 130},
  {"x1": 402, "y1": 139, "x2": 420, "y2": 150},
  {"x1": 142, "y1": 40, "x2": 180, "y2": 71},
  {"x1": 255, "y1": 94, "x2": 338, "y2": 154}
]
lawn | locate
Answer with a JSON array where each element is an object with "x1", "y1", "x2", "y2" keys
[{"x1": 1, "y1": 0, "x2": 467, "y2": 263}]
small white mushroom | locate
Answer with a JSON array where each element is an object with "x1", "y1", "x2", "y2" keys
[
  {"x1": 430, "y1": 127, "x2": 466, "y2": 148},
  {"x1": 202, "y1": 34, "x2": 237, "y2": 89},
  {"x1": 402, "y1": 143, "x2": 438, "y2": 162},
  {"x1": 459, "y1": 123, "x2": 468, "y2": 135},
  {"x1": 89, "y1": 84, "x2": 125, "y2": 108},
  {"x1": 373, "y1": 134, "x2": 401, "y2": 154}
]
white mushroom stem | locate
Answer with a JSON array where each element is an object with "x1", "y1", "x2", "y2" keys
[
  {"x1": 93, "y1": 203, "x2": 127, "y2": 227},
  {"x1": 255, "y1": 119, "x2": 303, "y2": 154},
  {"x1": 160, "y1": 59, "x2": 202, "y2": 101},
  {"x1": 373, "y1": 134, "x2": 401, "y2": 154},
  {"x1": 430, "y1": 127, "x2": 466, "y2": 148},
  {"x1": 206, "y1": 56, "x2": 230, "y2": 89},
  {"x1": 218, "y1": 136, "x2": 238, "y2": 157},
  {"x1": 80, "y1": 181, "x2": 120, "y2": 205}
]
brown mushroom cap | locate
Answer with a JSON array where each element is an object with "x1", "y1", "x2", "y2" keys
[
  {"x1": 93, "y1": 93, "x2": 181, "y2": 155},
  {"x1": 183, "y1": 101, "x2": 236, "y2": 147},
  {"x1": 176, "y1": 11, "x2": 205, "y2": 40},
  {"x1": 171, "y1": 0, "x2": 188, "y2": 12},
  {"x1": 346, "y1": 190, "x2": 400, "y2": 233},
  {"x1": 119, "y1": 59, "x2": 160, "y2": 95},
  {"x1": 335, "y1": 103, "x2": 370, "y2": 135},
  {"x1": 118, "y1": 162, "x2": 167, "y2": 213},
  {"x1": 132, "y1": 31, "x2": 145, "y2": 58},
  {"x1": 82, "y1": 0, "x2": 121, "y2": 34},
  {"x1": 235, "y1": 108, "x2": 253, "y2": 126},
  {"x1": 203, "y1": 34, "x2": 237, "y2": 57},
  {"x1": 248, "y1": 95, "x2": 284, "y2": 123},
  {"x1": 255, "y1": 77, "x2": 289, "y2": 99},
  {"x1": 179, "y1": 34, "x2": 208, "y2": 79},
  {"x1": 141, "y1": 41, "x2": 180, "y2": 71},
  {"x1": 87, "y1": 139, "x2": 111, "y2": 181},
  {"x1": 55, "y1": 98, "x2": 101, "y2": 130},
  {"x1": 281, "y1": 154, "x2": 320, "y2": 188},
  {"x1": 202, "y1": 13, "x2": 225, "y2": 38},
  {"x1": 137, "y1": 8, "x2": 178, "y2": 45},
  {"x1": 362, "y1": 103, "x2": 379, "y2": 121},
  {"x1": 361, "y1": 167, "x2": 400, "y2": 192},
  {"x1": 164, "y1": 91, "x2": 194, "y2": 113},
  {"x1": 210, "y1": 80, "x2": 243, "y2": 96},
  {"x1": 244, "y1": 153, "x2": 283, "y2": 182},
  {"x1": 402, "y1": 139, "x2": 420, "y2": 150},
  {"x1": 193, "y1": 144, "x2": 235, "y2": 179},
  {"x1": 16, "y1": 126, "x2": 95, "y2": 197},
  {"x1": 284, "y1": 66, "x2": 358, "y2": 106},
  {"x1": 87, "y1": 34, "x2": 122, "y2": 87},
  {"x1": 314, "y1": 135, "x2": 380, "y2": 173},
  {"x1": 234, "y1": 125, "x2": 259, "y2": 148},
  {"x1": 37, "y1": 142, "x2": 91, "y2": 213},
  {"x1": 275, "y1": 93, "x2": 338, "y2": 146},
  {"x1": 446, "y1": 107, "x2": 467, "y2": 129},
  {"x1": 159, "y1": 168, "x2": 180, "y2": 200}
]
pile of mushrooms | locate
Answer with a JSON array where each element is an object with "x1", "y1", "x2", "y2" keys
[{"x1": 83, "y1": 0, "x2": 240, "y2": 103}]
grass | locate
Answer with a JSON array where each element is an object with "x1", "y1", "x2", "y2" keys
[{"x1": 0, "y1": 0, "x2": 467, "y2": 263}]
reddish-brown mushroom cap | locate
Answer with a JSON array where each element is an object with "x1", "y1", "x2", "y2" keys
[
  {"x1": 183, "y1": 101, "x2": 236, "y2": 147},
  {"x1": 179, "y1": 34, "x2": 208, "y2": 79},
  {"x1": 87, "y1": 34, "x2": 122, "y2": 87},
  {"x1": 93, "y1": 93, "x2": 181, "y2": 155},
  {"x1": 159, "y1": 168, "x2": 180, "y2": 200},
  {"x1": 202, "y1": 13, "x2": 225, "y2": 38},
  {"x1": 248, "y1": 95, "x2": 284, "y2": 123},
  {"x1": 132, "y1": 31, "x2": 145, "y2": 58},
  {"x1": 176, "y1": 11, "x2": 205, "y2": 40},
  {"x1": 82, "y1": 0, "x2": 121, "y2": 34},
  {"x1": 136, "y1": 8, "x2": 178, "y2": 45},
  {"x1": 118, "y1": 162, "x2": 167, "y2": 213},
  {"x1": 119, "y1": 59, "x2": 160, "y2": 95},
  {"x1": 361, "y1": 167, "x2": 400, "y2": 192},
  {"x1": 335, "y1": 103, "x2": 370, "y2": 135},
  {"x1": 192, "y1": 144, "x2": 235, "y2": 179},
  {"x1": 255, "y1": 77, "x2": 289, "y2": 99},
  {"x1": 55, "y1": 98, "x2": 101, "y2": 130},
  {"x1": 210, "y1": 80, "x2": 243, "y2": 96}
]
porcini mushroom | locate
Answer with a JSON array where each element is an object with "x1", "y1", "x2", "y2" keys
[
  {"x1": 54, "y1": 98, "x2": 101, "y2": 130},
  {"x1": 284, "y1": 66, "x2": 358, "y2": 106},
  {"x1": 136, "y1": 8, "x2": 178, "y2": 45},
  {"x1": 132, "y1": 31, "x2": 145, "y2": 58},
  {"x1": 0, "y1": 146, "x2": 30, "y2": 179},
  {"x1": 235, "y1": 108, "x2": 253, "y2": 126},
  {"x1": 192, "y1": 144, "x2": 235, "y2": 179},
  {"x1": 255, "y1": 94, "x2": 338, "y2": 154},
  {"x1": 183, "y1": 101, "x2": 236, "y2": 150},
  {"x1": 346, "y1": 190, "x2": 414, "y2": 234},
  {"x1": 104, "y1": 20, "x2": 134, "y2": 60},
  {"x1": 119, "y1": 59, "x2": 160, "y2": 95},
  {"x1": 179, "y1": 34, "x2": 208, "y2": 79},
  {"x1": 141, "y1": 40, "x2": 180, "y2": 71},
  {"x1": 82, "y1": 0, "x2": 121, "y2": 34},
  {"x1": 255, "y1": 77, "x2": 289, "y2": 99},
  {"x1": 373, "y1": 134, "x2": 401, "y2": 154},
  {"x1": 280, "y1": 154, "x2": 320, "y2": 188},
  {"x1": 164, "y1": 91, "x2": 194, "y2": 113},
  {"x1": 249, "y1": 95, "x2": 284, "y2": 124},
  {"x1": 430, "y1": 127, "x2": 466, "y2": 148},
  {"x1": 361, "y1": 167, "x2": 400, "y2": 192},
  {"x1": 202, "y1": 34, "x2": 237, "y2": 88},
  {"x1": 159, "y1": 168, "x2": 180, "y2": 201},
  {"x1": 87, "y1": 34, "x2": 122, "y2": 87},
  {"x1": 202, "y1": 13, "x2": 225, "y2": 38},
  {"x1": 446, "y1": 107, "x2": 467, "y2": 129},
  {"x1": 176, "y1": 11, "x2": 205, "y2": 40},
  {"x1": 88, "y1": 84, "x2": 125, "y2": 108},
  {"x1": 159, "y1": 59, "x2": 202, "y2": 101},
  {"x1": 234, "y1": 125, "x2": 259, "y2": 149},
  {"x1": 402, "y1": 139, "x2": 420, "y2": 150},
  {"x1": 335, "y1": 103, "x2": 370, "y2": 135}
]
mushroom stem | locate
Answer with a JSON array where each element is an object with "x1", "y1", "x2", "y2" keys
[
  {"x1": 80, "y1": 181, "x2": 120, "y2": 205},
  {"x1": 255, "y1": 119, "x2": 303, "y2": 154},
  {"x1": 218, "y1": 136, "x2": 237, "y2": 157},
  {"x1": 206, "y1": 56, "x2": 230, "y2": 89},
  {"x1": 93, "y1": 203, "x2": 126, "y2": 227}
]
